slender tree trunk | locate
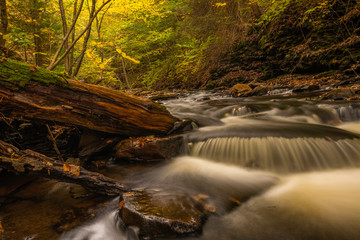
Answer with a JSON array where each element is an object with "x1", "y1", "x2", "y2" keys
[
  {"x1": 31, "y1": 0, "x2": 43, "y2": 66},
  {"x1": 95, "y1": 3, "x2": 111, "y2": 83},
  {"x1": 48, "y1": 0, "x2": 85, "y2": 70},
  {"x1": 121, "y1": 57, "x2": 131, "y2": 89},
  {"x1": 69, "y1": 0, "x2": 79, "y2": 75},
  {"x1": 0, "y1": 0, "x2": 8, "y2": 47},
  {"x1": 47, "y1": 0, "x2": 111, "y2": 71},
  {"x1": 71, "y1": 0, "x2": 96, "y2": 77},
  {"x1": 59, "y1": 0, "x2": 70, "y2": 72}
]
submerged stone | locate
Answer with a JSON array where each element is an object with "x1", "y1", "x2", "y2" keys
[{"x1": 119, "y1": 189, "x2": 207, "y2": 239}]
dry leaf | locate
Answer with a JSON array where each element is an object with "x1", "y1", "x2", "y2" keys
[
  {"x1": 203, "y1": 203, "x2": 216, "y2": 213},
  {"x1": 63, "y1": 163, "x2": 80, "y2": 176},
  {"x1": 118, "y1": 200, "x2": 125, "y2": 210},
  {"x1": 230, "y1": 197, "x2": 241, "y2": 205},
  {"x1": 197, "y1": 193, "x2": 210, "y2": 199},
  {"x1": 325, "y1": 136, "x2": 334, "y2": 141},
  {"x1": 29, "y1": 65, "x2": 37, "y2": 72},
  {"x1": 0, "y1": 221, "x2": 4, "y2": 233},
  {"x1": 124, "y1": 192, "x2": 135, "y2": 197}
]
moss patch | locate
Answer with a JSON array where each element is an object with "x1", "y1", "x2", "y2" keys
[{"x1": 0, "y1": 58, "x2": 68, "y2": 90}]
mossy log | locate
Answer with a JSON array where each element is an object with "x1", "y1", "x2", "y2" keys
[
  {"x1": 0, "y1": 140, "x2": 129, "y2": 196},
  {"x1": 0, "y1": 59, "x2": 177, "y2": 136}
]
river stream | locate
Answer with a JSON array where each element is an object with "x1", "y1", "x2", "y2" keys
[{"x1": 2, "y1": 91, "x2": 360, "y2": 239}]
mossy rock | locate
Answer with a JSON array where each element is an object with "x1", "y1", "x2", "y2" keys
[{"x1": 0, "y1": 58, "x2": 68, "y2": 90}]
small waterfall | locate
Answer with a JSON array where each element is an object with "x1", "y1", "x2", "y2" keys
[
  {"x1": 189, "y1": 137, "x2": 360, "y2": 172},
  {"x1": 336, "y1": 105, "x2": 360, "y2": 122}
]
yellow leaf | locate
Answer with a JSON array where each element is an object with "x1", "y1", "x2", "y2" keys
[
  {"x1": 34, "y1": 34, "x2": 40, "y2": 38},
  {"x1": 0, "y1": 221, "x2": 4, "y2": 233},
  {"x1": 197, "y1": 193, "x2": 210, "y2": 200},
  {"x1": 63, "y1": 163, "x2": 80, "y2": 176},
  {"x1": 116, "y1": 48, "x2": 122, "y2": 54},
  {"x1": 230, "y1": 197, "x2": 241, "y2": 205},
  {"x1": 109, "y1": 42, "x2": 114, "y2": 47},
  {"x1": 118, "y1": 200, "x2": 125, "y2": 210},
  {"x1": 124, "y1": 192, "x2": 135, "y2": 197},
  {"x1": 99, "y1": 63, "x2": 105, "y2": 69},
  {"x1": 204, "y1": 203, "x2": 216, "y2": 213},
  {"x1": 214, "y1": 2, "x2": 227, "y2": 7}
]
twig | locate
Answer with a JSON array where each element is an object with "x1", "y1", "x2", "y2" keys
[{"x1": 46, "y1": 124, "x2": 63, "y2": 161}]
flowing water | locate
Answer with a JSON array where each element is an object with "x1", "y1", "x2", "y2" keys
[{"x1": 3, "y1": 92, "x2": 360, "y2": 239}]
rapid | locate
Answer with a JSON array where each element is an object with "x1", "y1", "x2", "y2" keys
[{"x1": 61, "y1": 91, "x2": 360, "y2": 240}]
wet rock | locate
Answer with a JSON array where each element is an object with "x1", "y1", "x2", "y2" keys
[
  {"x1": 250, "y1": 85, "x2": 269, "y2": 96},
  {"x1": 168, "y1": 119, "x2": 197, "y2": 134},
  {"x1": 115, "y1": 135, "x2": 184, "y2": 162},
  {"x1": 292, "y1": 84, "x2": 320, "y2": 93},
  {"x1": 320, "y1": 87, "x2": 355, "y2": 100},
  {"x1": 230, "y1": 84, "x2": 252, "y2": 97},
  {"x1": 119, "y1": 189, "x2": 208, "y2": 239}
]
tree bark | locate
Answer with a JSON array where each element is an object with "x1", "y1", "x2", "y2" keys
[
  {"x1": 0, "y1": 59, "x2": 177, "y2": 136},
  {"x1": 0, "y1": 0, "x2": 8, "y2": 47},
  {"x1": 30, "y1": 0, "x2": 44, "y2": 66},
  {"x1": 0, "y1": 140, "x2": 129, "y2": 196}
]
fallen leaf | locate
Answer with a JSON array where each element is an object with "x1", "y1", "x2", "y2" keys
[
  {"x1": 0, "y1": 221, "x2": 4, "y2": 233},
  {"x1": 63, "y1": 163, "x2": 80, "y2": 176},
  {"x1": 197, "y1": 193, "x2": 210, "y2": 199},
  {"x1": 118, "y1": 200, "x2": 125, "y2": 210},
  {"x1": 230, "y1": 197, "x2": 241, "y2": 205},
  {"x1": 29, "y1": 65, "x2": 37, "y2": 72},
  {"x1": 124, "y1": 192, "x2": 135, "y2": 197},
  {"x1": 203, "y1": 203, "x2": 216, "y2": 213},
  {"x1": 325, "y1": 136, "x2": 334, "y2": 141}
]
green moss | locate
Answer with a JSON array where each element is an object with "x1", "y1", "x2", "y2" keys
[{"x1": 0, "y1": 58, "x2": 69, "y2": 90}]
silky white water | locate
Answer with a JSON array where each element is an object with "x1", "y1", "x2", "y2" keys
[{"x1": 61, "y1": 93, "x2": 360, "y2": 240}]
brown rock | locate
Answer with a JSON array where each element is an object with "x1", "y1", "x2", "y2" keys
[
  {"x1": 119, "y1": 189, "x2": 207, "y2": 239},
  {"x1": 321, "y1": 87, "x2": 355, "y2": 100},
  {"x1": 250, "y1": 85, "x2": 269, "y2": 96},
  {"x1": 115, "y1": 135, "x2": 184, "y2": 162},
  {"x1": 230, "y1": 84, "x2": 252, "y2": 97}
]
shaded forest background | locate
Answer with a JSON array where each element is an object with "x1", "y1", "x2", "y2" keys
[{"x1": 1, "y1": 0, "x2": 359, "y2": 90}]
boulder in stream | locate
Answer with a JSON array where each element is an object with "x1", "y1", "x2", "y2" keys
[
  {"x1": 118, "y1": 189, "x2": 208, "y2": 239},
  {"x1": 115, "y1": 135, "x2": 184, "y2": 162}
]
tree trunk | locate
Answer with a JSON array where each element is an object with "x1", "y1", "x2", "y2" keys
[
  {"x1": 0, "y1": 0, "x2": 8, "y2": 47},
  {"x1": 59, "y1": 0, "x2": 70, "y2": 72},
  {"x1": 47, "y1": 0, "x2": 111, "y2": 71},
  {"x1": 30, "y1": 0, "x2": 44, "y2": 66},
  {"x1": 0, "y1": 59, "x2": 177, "y2": 136},
  {"x1": 71, "y1": 0, "x2": 96, "y2": 77},
  {"x1": 0, "y1": 140, "x2": 129, "y2": 196}
]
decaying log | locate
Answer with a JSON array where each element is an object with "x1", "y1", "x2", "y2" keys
[
  {"x1": 0, "y1": 59, "x2": 177, "y2": 136},
  {"x1": 0, "y1": 140, "x2": 129, "y2": 196}
]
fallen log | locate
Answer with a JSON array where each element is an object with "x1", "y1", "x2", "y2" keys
[
  {"x1": 0, "y1": 140, "x2": 129, "y2": 196},
  {"x1": 0, "y1": 58, "x2": 177, "y2": 136}
]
